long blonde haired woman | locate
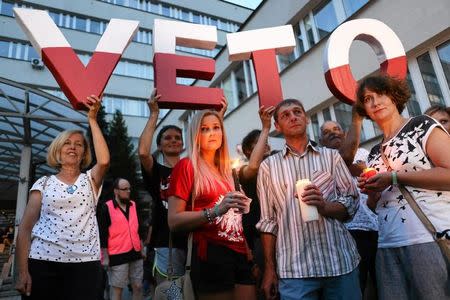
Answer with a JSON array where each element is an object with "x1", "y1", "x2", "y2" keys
[{"x1": 168, "y1": 110, "x2": 256, "y2": 300}]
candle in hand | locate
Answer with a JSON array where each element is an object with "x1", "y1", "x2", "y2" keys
[
  {"x1": 362, "y1": 167, "x2": 377, "y2": 179},
  {"x1": 296, "y1": 179, "x2": 319, "y2": 222},
  {"x1": 231, "y1": 159, "x2": 241, "y2": 191}
]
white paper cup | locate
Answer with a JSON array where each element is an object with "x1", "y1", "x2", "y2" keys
[{"x1": 296, "y1": 179, "x2": 319, "y2": 222}]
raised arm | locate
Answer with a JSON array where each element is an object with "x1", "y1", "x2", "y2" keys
[
  {"x1": 340, "y1": 105, "x2": 364, "y2": 168},
  {"x1": 241, "y1": 106, "x2": 275, "y2": 181},
  {"x1": 138, "y1": 89, "x2": 160, "y2": 174},
  {"x1": 217, "y1": 96, "x2": 228, "y2": 120},
  {"x1": 15, "y1": 191, "x2": 42, "y2": 296},
  {"x1": 86, "y1": 95, "x2": 110, "y2": 193}
]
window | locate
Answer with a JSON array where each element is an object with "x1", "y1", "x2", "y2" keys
[
  {"x1": 90, "y1": 19, "x2": 102, "y2": 34},
  {"x1": 278, "y1": 52, "x2": 297, "y2": 72},
  {"x1": 27, "y1": 45, "x2": 39, "y2": 60},
  {"x1": 437, "y1": 40, "x2": 450, "y2": 89},
  {"x1": 222, "y1": 76, "x2": 235, "y2": 108},
  {"x1": 295, "y1": 25, "x2": 306, "y2": 57},
  {"x1": 162, "y1": 4, "x2": 170, "y2": 16},
  {"x1": 310, "y1": 114, "x2": 320, "y2": 142},
  {"x1": 75, "y1": 16, "x2": 87, "y2": 31},
  {"x1": 417, "y1": 52, "x2": 445, "y2": 105},
  {"x1": 150, "y1": 2, "x2": 159, "y2": 13},
  {"x1": 313, "y1": 0, "x2": 338, "y2": 40},
  {"x1": 333, "y1": 102, "x2": 352, "y2": 132},
  {"x1": 323, "y1": 107, "x2": 331, "y2": 121},
  {"x1": 0, "y1": 0, "x2": 14, "y2": 17},
  {"x1": 48, "y1": 11, "x2": 59, "y2": 24},
  {"x1": 342, "y1": 0, "x2": 368, "y2": 17},
  {"x1": 406, "y1": 72, "x2": 421, "y2": 117},
  {"x1": 235, "y1": 63, "x2": 247, "y2": 103},
  {"x1": 303, "y1": 15, "x2": 316, "y2": 47},
  {"x1": 0, "y1": 40, "x2": 9, "y2": 58}
]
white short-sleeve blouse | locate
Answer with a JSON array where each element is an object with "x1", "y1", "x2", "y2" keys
[{"x1": 29, "y1": 170, "x2": 101, "y2": 262}]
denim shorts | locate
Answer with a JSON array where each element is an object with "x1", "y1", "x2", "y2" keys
[{"x1": 153, "y1": 247, "x2": 186, "y2": 278}]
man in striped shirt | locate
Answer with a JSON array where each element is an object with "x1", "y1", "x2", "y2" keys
[{"x1": 256, "y1": 99, "x2": 361, "y2": 300}]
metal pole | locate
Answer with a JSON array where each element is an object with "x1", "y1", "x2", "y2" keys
[{"x1": 12, "y1": 145, "x2": 31, "y2": 278}]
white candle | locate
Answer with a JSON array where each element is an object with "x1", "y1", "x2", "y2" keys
[{"x1": 296, "y1": 179, "x2": 319, "y2": 222}]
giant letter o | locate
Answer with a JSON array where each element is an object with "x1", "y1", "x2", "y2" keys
[{"x1": 323, "y1": 19, "x2": 407, "y2": 105}]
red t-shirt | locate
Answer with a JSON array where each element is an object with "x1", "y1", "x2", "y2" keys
[{"x1": 168, "y1": 158, "x2": 247, "y2": 259}]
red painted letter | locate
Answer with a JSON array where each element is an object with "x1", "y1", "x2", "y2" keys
[
  {"x1": 14, "y1": 8, "x2": 139, "y2": 110},
  {"x1": 323, "y1": 18, "x2": 407, "y2": 105}
]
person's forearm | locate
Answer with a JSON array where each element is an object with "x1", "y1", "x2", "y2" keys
[
  {"x1": 16, "y1": 226, "x2": 31, "y2": 275},
  {"x1": 366, "y1": 193, "x2": 380, "y2": 211},
  {"x1": 89, "y1": 118, "x2": 109, "y2": 167},
  {"x1": 397, "y1": 167, "x2": 450, "y2": 190},
  {"x1": 244, "y1": 127, "x2": 270, "y2": 180},
  {"x1": 339, "y1": 117, "x2": 363, "y2": 167},
  {"x1": 168, "y1": 210, "x2": 209, "y2": 232},
  {"x1": 138, "y1": 115, "x2": 158, "y2": 172},
  {"x1": 260, "y1": 233, "x2": 277, "y2": 271},
  {"x1": 320, "y1": 202, "x2": 349, "y2": 222}
]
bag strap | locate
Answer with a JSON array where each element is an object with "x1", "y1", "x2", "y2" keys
[
  {"x1": 380, "y1": 147, "x2": 450, "y2": 267},
  {"x1": 167, "y1": 187, "x2": 195, "y2": 280},
  {"x1": 379, "y1": 148, "x2": 440, "y2": 239},
  {"x1": 42, "y1": 176, "x2": 50, "y2": 191}
]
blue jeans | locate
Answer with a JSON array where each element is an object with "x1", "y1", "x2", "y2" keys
[{"x1": 279, "y1": 268, "x2": 361, "y2": 300}]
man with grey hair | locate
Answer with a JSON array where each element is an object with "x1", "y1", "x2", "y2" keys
[{"x1": 319, "y1": 114, "x2": 378, "y2": 298}]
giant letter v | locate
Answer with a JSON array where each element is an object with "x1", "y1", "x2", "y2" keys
[{"x1": 14, "y1": 8, "x2": 139, "y2": 110}]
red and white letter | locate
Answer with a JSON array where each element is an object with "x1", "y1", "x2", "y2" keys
[
  {"x1": 323, "y1": 18, "x2": 407, "y2": 105},
  {"x1": 153, "y1": 19, "x2": 223, "y2": 110},
  {"x1": 14, "y1": 8, "x2": 139, "y2": 110},
  {"x1": 226, "y1": 26, "x2": 296, "y2": 107}
]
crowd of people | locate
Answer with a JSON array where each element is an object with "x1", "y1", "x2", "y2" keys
[{"x1": 14, "y1": 74, "x2": 450, "y2": 300}]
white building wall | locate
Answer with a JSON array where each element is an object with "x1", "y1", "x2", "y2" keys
[
  {"x1": 0, "y1": 0, "x2": 252, "y2": 141},
  {"x1": 157, "y1": 0, "x2": 450, "y2": 157}
]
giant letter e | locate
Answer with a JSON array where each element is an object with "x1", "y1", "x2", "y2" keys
[{"x1": 153, "y1": 19, "x2": 223, "y2": 110}]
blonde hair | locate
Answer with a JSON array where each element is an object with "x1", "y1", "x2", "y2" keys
[
  {"x1": 187, "y1": 110, "x2": 233, "y2": 197},
  {"x1": 47, "y1": 130, "x2": 92, "y2": 169}
]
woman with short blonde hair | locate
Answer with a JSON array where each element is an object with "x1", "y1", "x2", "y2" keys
[
  {"x1": 47, "y1": 129, "x2": 92, "y2": 169},
  {"x1": 15, "y1": 95, "x2": 110, "y2": 299}
]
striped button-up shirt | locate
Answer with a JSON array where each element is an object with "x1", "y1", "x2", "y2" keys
[{"x1": 256, "y1": 142, "x2": 360, "y2": 278}]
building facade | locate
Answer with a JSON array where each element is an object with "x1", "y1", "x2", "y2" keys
[
  {"x1": 157, "y1": 0, "x2": 450, "y2": 158},
  {"x1": 0, "y1": 0, "x2": 253, "y2": 145}
]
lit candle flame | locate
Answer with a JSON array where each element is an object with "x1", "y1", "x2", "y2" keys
[
  {"x1": 231, "y1": 158, "x2": 241, "y2": 169},
  {"x1": 231, "y1": 158, "x2": 241, "y2": 191}
]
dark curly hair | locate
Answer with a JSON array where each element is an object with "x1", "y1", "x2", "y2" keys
[{"x1": 355, "y1": 75, "x2": 411, "y2": 119}]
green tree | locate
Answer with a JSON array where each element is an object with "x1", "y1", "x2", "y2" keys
[{"x1": 107, "y1": 110, "x2": 139, "y2": 200}]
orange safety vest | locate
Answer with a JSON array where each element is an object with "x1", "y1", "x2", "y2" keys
[{"x1": 106, "y1": 200, "x2": 142, "y2": 255}]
